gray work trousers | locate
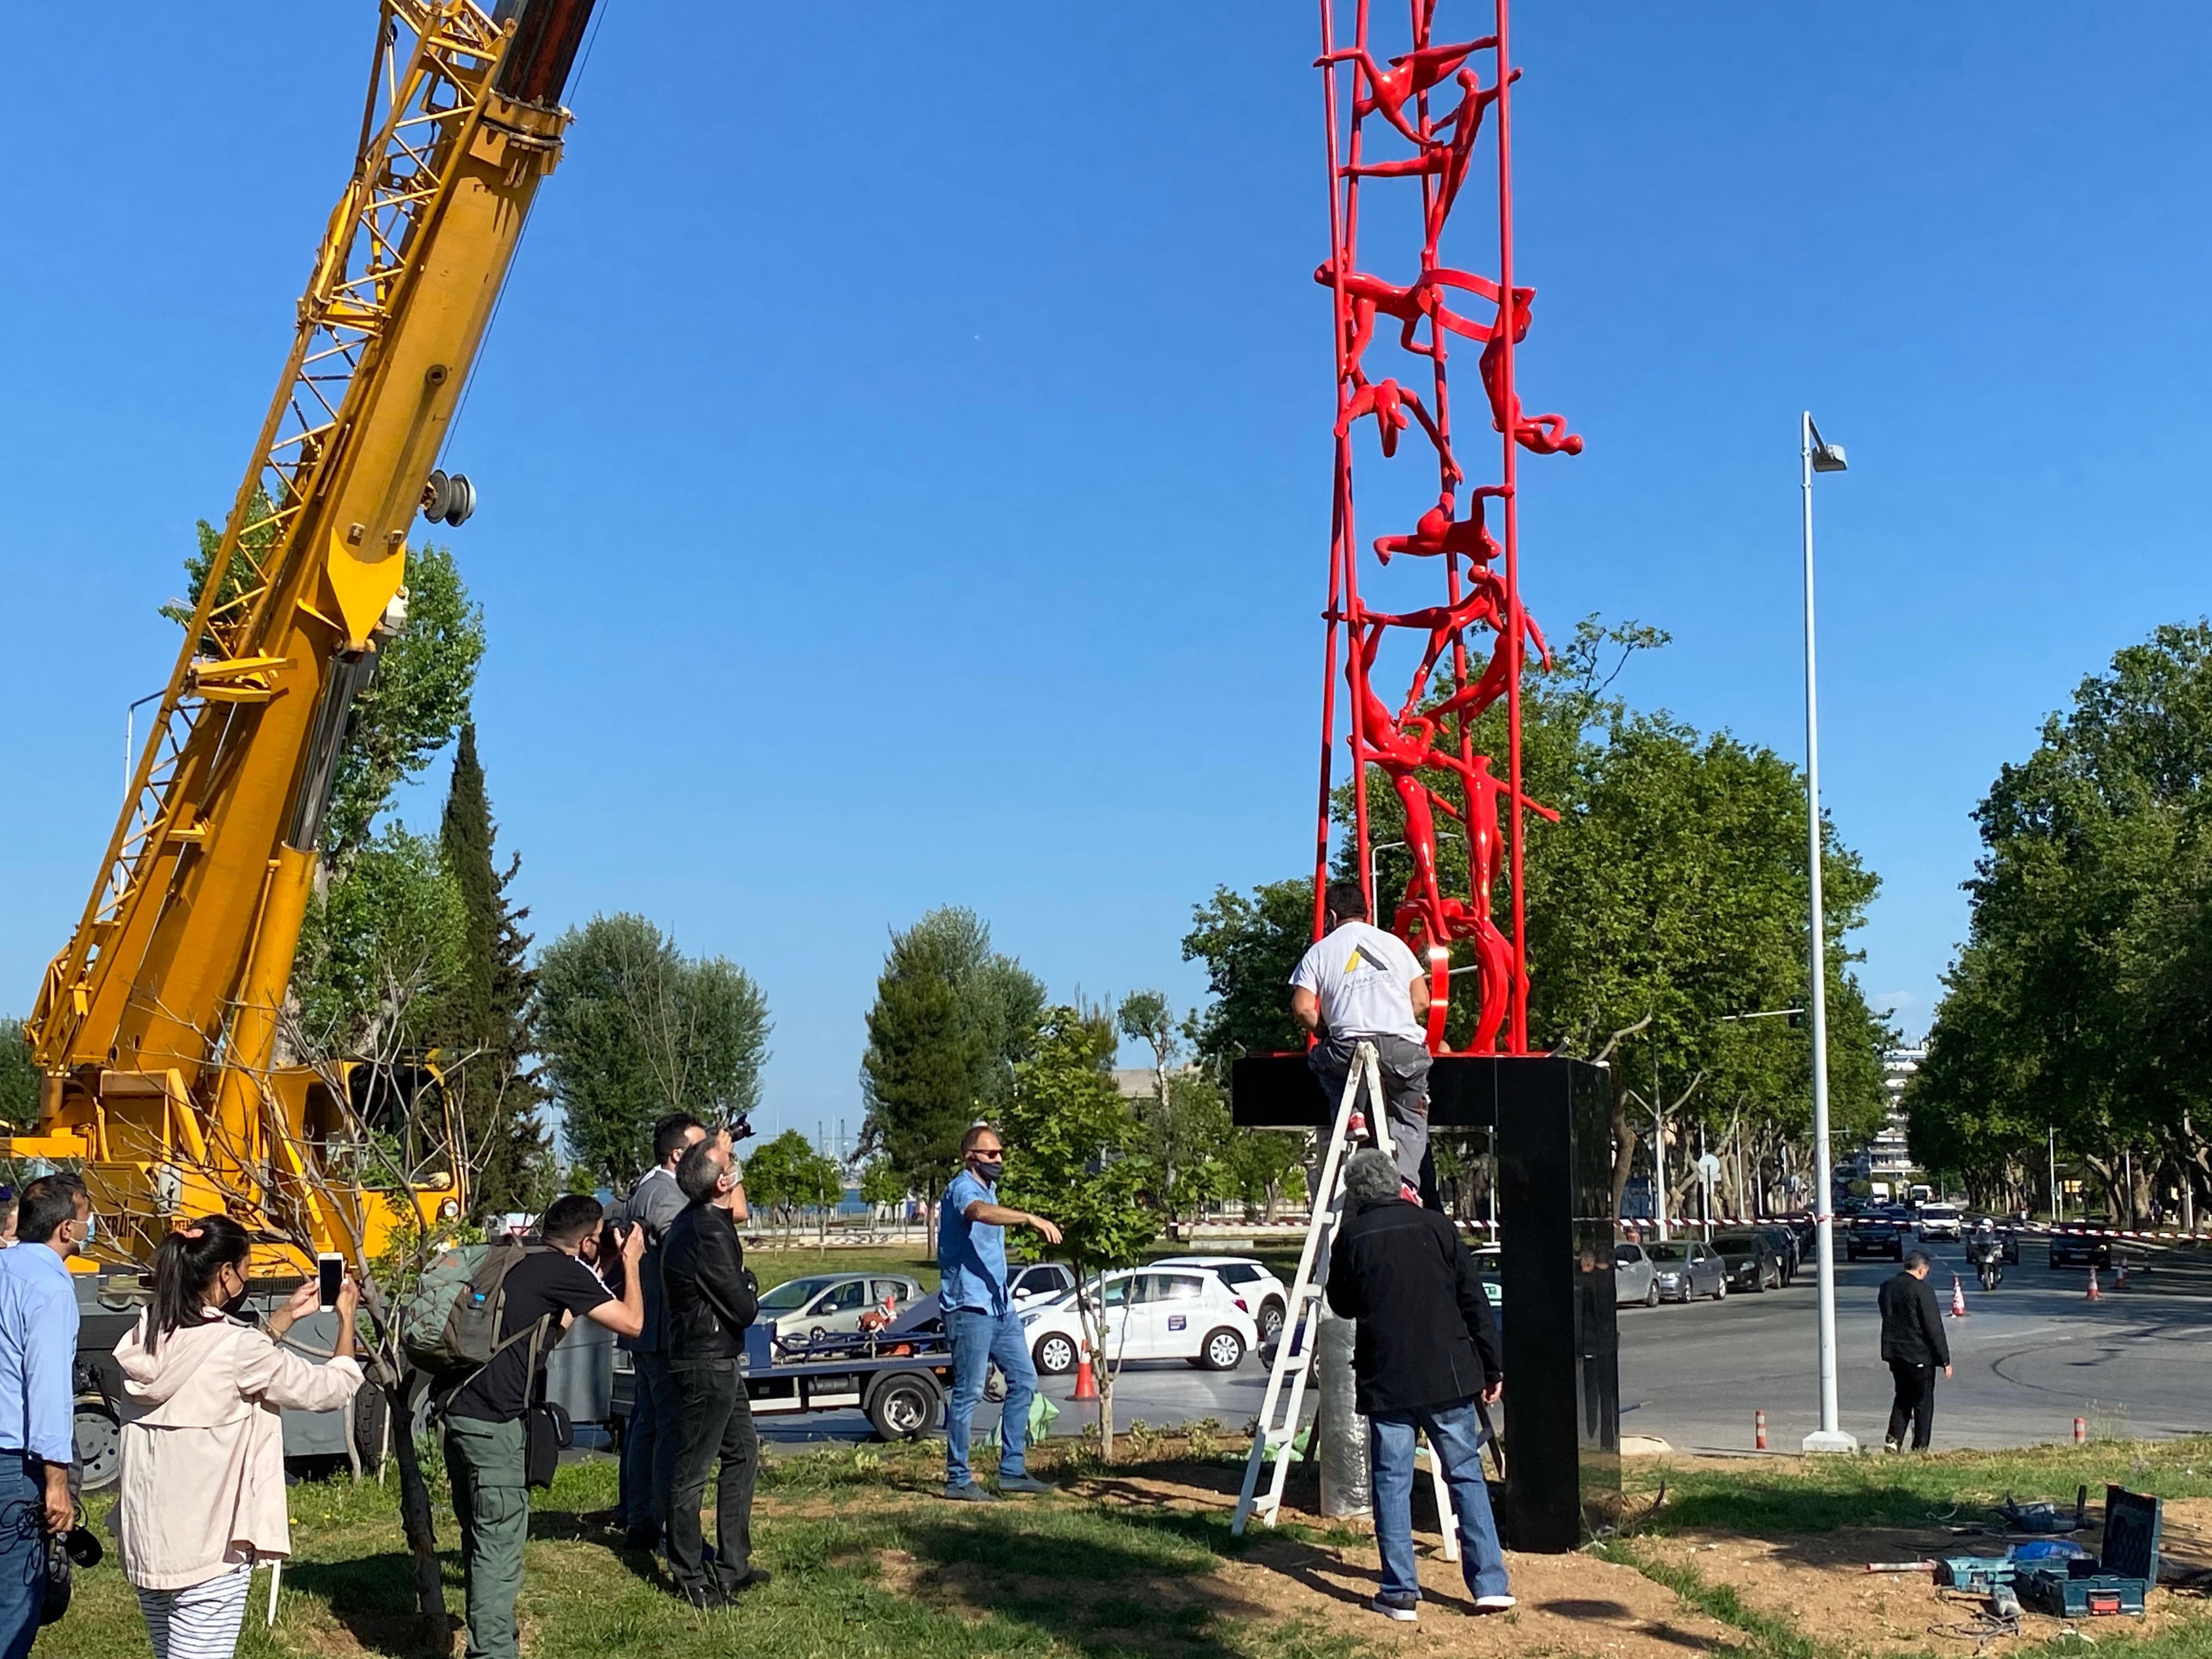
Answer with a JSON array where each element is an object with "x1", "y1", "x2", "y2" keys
[{"x1": 1310, "y1": 1032, "x2": 1430, "y2": 1189}]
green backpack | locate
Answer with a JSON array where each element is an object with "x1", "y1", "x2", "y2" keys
[{"x1": 402, "y1": 1236, "x2": 549, "y2": 1379}]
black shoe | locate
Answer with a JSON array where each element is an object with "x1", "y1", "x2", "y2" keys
[
  {"x1": 623, "y1": 1523, "x2": 661, "y2": 1553},
  {"x1": 996, "y1": 1474, "x2": 1054, "y2": 1496},
  {"x1": 725, "y1": 1567, "x2": 773, "y2": 1594},
  {"x1": 678, "y1": 1583, "x2": 733, "y2": 1611},
  {"x1": 943, "y1": 1481, "x2": 1000, "y2": 1503}
]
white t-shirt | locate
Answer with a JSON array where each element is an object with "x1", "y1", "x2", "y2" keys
[{"x1": 1289, "y1": 922, "x2": 1425, "y2": 1043}]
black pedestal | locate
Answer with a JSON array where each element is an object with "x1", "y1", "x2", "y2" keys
[{"x1": 1232, "y1": 1051, "x2": 1621, "y2": 1550}]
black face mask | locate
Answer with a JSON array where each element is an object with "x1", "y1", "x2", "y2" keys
[{"x1": 973, "y1": 1158, "x2": 1003, "y2": 1184}]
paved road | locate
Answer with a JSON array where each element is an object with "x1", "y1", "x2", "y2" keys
[{"x1": 746, "y1": 1240, "x2": 2212, "y2": 1455}]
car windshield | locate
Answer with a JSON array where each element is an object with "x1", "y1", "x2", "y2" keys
[
  {"x1": 757, "y1": 1276, "x2": 839, "y2": 1313},
  {"x1": 1647, "y1": 1244, "x2": 1689, "y2": 1263},
  {"x1": 1922, "y1": 1206, "x2": 1958, "y2": 1218},
  {"x1": 1713, "y1": 1235, "x2": 1759, "y2": 1251}
]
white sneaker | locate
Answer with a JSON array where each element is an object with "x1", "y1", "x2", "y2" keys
[
  {"x1": 1370, "y1": 1593, "x2": 1419, "y2": 1622},
  {"x1": 1475, "y1": 1594, "x2": 1517, "y2": 1613}
]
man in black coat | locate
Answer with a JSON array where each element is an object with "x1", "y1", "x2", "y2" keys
[
  {"x1": 1325, "y1": 1148, "x2": 1509, "y2": 1625},
  {"x1": 1877, "y1": 1249, "x2": 1952, "y2": 1452},
  {"x1": 661, "y1": 1135, "x2": 766, "y2": 1607}
]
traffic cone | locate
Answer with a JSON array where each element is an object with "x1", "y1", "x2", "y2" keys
[
  {"x1": 2086, "y1": 1267, "x2": 2101, "y2": 1301},
  {"x1": 1949, "y1": 1275, "x2": 1967, "y2": 1318},
  {"x1": 1073, "y1": 1356, "x2": 1098, "y2": 1401},
  {"x1": 2114, "y1": 1257, "x2": 2129, "y2": 1289}
]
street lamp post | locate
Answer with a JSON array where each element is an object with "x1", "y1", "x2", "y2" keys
[{"x1": 1800, "y1": 412, "x2": 1857, "y2": 1455}]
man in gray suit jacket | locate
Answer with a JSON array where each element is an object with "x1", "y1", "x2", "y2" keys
[{"x1": 612, "y1": 1113, "x2": 704, "y2": 1549}]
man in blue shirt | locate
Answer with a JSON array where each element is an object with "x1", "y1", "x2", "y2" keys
[
  {"x1": 939, "y1": 1124, "x2": 1060, "y2": 1502},
  {"x1": 0, "y1": 1173, "x2": 88, "y2": 1659}
]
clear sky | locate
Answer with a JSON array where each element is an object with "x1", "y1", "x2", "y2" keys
[{"x1": 5, "y1": 5, "x2": 2208, "y2": 1149}]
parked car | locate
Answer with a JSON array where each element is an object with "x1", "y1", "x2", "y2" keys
[
  {"x1": 754, "y1": 1272, "x2": 926, "y2": 1345},
  {"x1": 1009, "y1": 1262, "x2": 1078, "y2": 1307},
  {"x1": 2048, "y1": 1228, "x2": 2112, "y2": 1269},
  {"x1": 1917, "y1": 1203, "x2": 1963, "y2": 1241},
  {"x1": 1845, "y1": 1212, "x2": 1905, "y2": 1261},
  {"x1": 1758, "y1": 1225, "x2": 1801, "y2": 1285},
  {"x1": 1615, "y1": 1242, "x2": 1660, "y2": 1307},
  {"x1": 1152, "y1": 1255, "x2": 1291, "y2": 1344},
  {"x1": 1709, "y1": 1231, "x2": 1785, "y2": 1293},
  {"x1": 1470, "y1": 1244, "x2": 1504, "y2": 1309},
  {"x1": 1022, "y1": 1267, "x2": 1256, "y2": 1375},
  {"x1": 1645, "y1": 1240, "x2": 1728, "y2": 1302}
]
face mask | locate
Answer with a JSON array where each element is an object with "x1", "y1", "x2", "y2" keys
[{"x1": 973, "y1": 1158, "x2": 1003, "y2": 1184}]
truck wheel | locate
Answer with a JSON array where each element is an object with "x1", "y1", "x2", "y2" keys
[
  {"x1": 866, "y1": 1373, "x2": 942, "y2": 1442},
  {"x1": 352, "y1": 1383, "x2": 393, "y2": 1475},
  {"x1": 1034, "y1": 1333, "x2": 1078, "y2": 1376},
  {"x1": 74, "y1": 1402, "x2": 121, "y2": 1492}
]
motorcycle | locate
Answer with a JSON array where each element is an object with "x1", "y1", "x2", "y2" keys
[{"x1": 1972, "y1": 1237, "x2": 2005, "y2": 1291}]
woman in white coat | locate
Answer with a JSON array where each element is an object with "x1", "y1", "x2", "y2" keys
[{"x1": 114, "y1": 1216, "x2": 363, "y2": 1659}]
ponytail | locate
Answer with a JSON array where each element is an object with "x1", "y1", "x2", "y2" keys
[{"x1": 146, "y1": 1216, "x2": 251, "y2": 1355}]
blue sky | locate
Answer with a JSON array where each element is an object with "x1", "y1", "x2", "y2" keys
[{"x1": 5, "y1": 5, "x2": 2209, "y2": 1149}]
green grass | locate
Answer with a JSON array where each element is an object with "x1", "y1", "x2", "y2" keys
[{"x1": 1622, "y1": 1436, "x2": 2212, "y2": 1535}]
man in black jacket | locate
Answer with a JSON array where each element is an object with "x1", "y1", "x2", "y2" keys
[
  {"x1": 1325, "y1": 1148, "x2": 1509, "y2": 1624},
  {"x1": 661, "y1": 1135, "x2": 766, "y2": 1607},
  {"x1": 1877, "y1": 1250, "x2": 1951, "y2": 1452}
]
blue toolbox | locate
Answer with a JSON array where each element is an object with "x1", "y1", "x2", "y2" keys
[
  {"x1": 1939, "y1": 1555, "x2": 2015, "y2": 1594},
  {"x1": 2017, "y1": 1487, "x2": 2160, "y2": 1618}
]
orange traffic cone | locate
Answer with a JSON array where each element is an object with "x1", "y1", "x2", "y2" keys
[
  {"x1": 1949, "y1": 1275, "x2": 1967, "y2": 1318},
  {"x1": 2114, "y1": 1257, "x2": 2129, "y2": 1289},
  {"x1": 2086, "y1": 1266, "x2": 2101, "y2": 1301},
  {"x1": 1073, "y1": 1356, "x2": 1098, "y2": 1401}
]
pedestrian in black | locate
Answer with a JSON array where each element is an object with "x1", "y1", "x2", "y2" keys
[
  {"x1": 1877, "y1": 1249, "x2": 1951, "y2": 1452},
  {"x1": 661, "y1": 1136, "x2": 767, "y2": 1609},
  {"x1": 609, "y1": 1112, "x2": 705, "y2": 1551}
]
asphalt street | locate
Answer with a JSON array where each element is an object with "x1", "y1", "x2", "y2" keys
[{"x1": 750, "y1": 1238, "x2": 2212, "y2": 1456}]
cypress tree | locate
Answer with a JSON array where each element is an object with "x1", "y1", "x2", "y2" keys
[{"x1": 438, "y1": 724, "x2": 550, "y2": 1216}]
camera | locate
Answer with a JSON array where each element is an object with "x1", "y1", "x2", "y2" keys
[{"x1": 719, "y1": 1114, "x2": 755, "y2": 1144}]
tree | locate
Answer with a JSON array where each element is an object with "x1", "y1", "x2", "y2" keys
[
  {"x1": 1912, "y1": 622, "x2": 2212, "y2": 1222},
  {"x1": 1180, "y1": 879, "x2": 1314, "y2": 1069},
  {"x1": 0, "y1": 1021, "x2": 37, "y2": 1130},
  {"x1": 1115, "y1": 991, "x2": 1229, "y2": 1222},
  {"x1": 859, "y1": 1156, "x2": 908, "y2": 1221},
  {"x1": 998, "y1": 1005, "x2": 1155, "y2": 1459},
  {"x1": 292, "y1": 828, "x2": 469, "y2": 1059},
  {"x1": 538, "y1": 916, "x2": 771, "y2": 1189},
  {"x1": 859, "y1": 908, "x2": 1044, "y2": 1222},
  {"x1": 435, "y1": 724, "x2": 551, "y2": 1219}
]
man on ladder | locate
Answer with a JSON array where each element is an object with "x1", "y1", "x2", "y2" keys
[
  {"x1": 1290, "y1": 881, "x2": 1435, "y2": 1202},
  {"x1": 1329, "y1": 1147, "x2": 1511, "y2": 1622}
]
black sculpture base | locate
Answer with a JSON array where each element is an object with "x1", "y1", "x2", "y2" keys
[{"x1": 1233, "y1": 1051, "x2": 1621, "y2": 1551}]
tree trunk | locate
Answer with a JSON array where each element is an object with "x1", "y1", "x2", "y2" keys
[
  {"x1": 387, "y1": 1379, "x2": 452, "y2": 1655},
  {"x1": 1609, "y1": 1080, "x2": 1640, "y2": 1223}
]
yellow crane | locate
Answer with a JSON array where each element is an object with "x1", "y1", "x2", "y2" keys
[{"x1": 15, "y1": 0, "x2": 599, "y2": 1271}]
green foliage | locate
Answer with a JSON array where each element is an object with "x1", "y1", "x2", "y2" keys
[
  {"x1": 859, "y1": 907, "x2": 1044, "y2": 1199},
  {"x1": 1221, "y1": 1130, "x2": 1308, "y2": 1217},
  {"x1": 292, "y1": 827, "x2": 469, "y2": 1056},
  {"x1": 859, "y1": 1156, "x2": 908, "y2": 1210},
  {"x1": 433, "y1": 724, "x2": 552, "y2": 1219},
  {"x1": 1913, "y1": 622, "x2": 2212, "y2": 1215},
  {"x1": 998, "y1": 1006, "x2": 1156, "y2": 1278},
  {"x1": 0, "y1": 1019, "x2": 37, "y2": 1130},
  {"x1": 1115, "y1": 991, "x2": 1231, "y2": 1220},
  {"x1": 1180, "y1": 878, "x2": 1315, "y2": 1068},
  {"x1": 744, "y1": 1129, "x2": 844, "y2": 1230},
  {"x1": 538, "y1": 915, "x2": 771, "y2": 1189}
]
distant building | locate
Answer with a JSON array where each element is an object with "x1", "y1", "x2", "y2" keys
[{"x1": 1862, "y1": 1045, "x2": 1926, "y2": 1187}]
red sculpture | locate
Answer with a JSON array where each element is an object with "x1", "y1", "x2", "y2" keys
[{"x1": 1310, "y1": 0, "x2": 1579, "y2": 1056}]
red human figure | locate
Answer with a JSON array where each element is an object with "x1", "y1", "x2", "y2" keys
[
  {"x1": 1336, "y1": 376, "x2": 1458, "y2": 475},
  {"x1": 1476, "y1": 284, "x2": 1584, "y2": 455},
  {"x1": 1315, "y1": 39, "x2": 1494, "y2": 146},
  {"x1": 1458, "y1": 755, "x2": 1560, "y2": 1051},
  {"x1": 1346, "y1": 67, "x2": 1514, "y2": 265},
  {"x1": 1429, "y1": 606, "x2": 1554, "y2": 729},
  {"x1": 1372, "y1": 489, "x2": 1505, "y2": 565}
]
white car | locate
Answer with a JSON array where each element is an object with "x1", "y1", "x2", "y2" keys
[
  {"x1": 1022, "y1": 1267, "x2": 1256, "y2": 1376},
  {"x1": 1917, "y1": 1204, "x2": 1962, "y2": 1241},
  {"x1": 754, "y1": 1272, "x2": 924, "y2": 1345},
  {"x1": 1009, "y1": 1261, "x2": 1077, "y2": 1307},
  {"x1": 1150, "y1": 1255, "x2": 1290, "y2": 1344}
]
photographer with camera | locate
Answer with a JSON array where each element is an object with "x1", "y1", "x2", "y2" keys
[
  {"x1": 661, "y1": 1133, "x2": 767, "y2": 1609},
  {"x1": 608, "y1": 1113, "x2": 705, "y2": 1551}
]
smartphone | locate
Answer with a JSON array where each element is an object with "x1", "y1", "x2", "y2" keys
[{"x1": 317, "y1": 1252, "x2": 344, "y2": 1310}]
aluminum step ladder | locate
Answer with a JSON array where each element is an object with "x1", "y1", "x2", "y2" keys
[{"x1": 1230, "y1": 1040, "x2": 1457, "y2": 1559}]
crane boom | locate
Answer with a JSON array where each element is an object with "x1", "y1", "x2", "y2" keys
[{"x1": 19, "y1": 0, "x2": 597, "y2": 1265}]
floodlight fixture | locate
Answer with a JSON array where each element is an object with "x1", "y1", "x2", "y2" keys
[{"x1": 1807, "y1": 417, "x2": 1848, "y2": 473}]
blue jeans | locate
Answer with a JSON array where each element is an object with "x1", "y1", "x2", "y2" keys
[
  {"x1": 1370, "y1": 1401, "x2": 1509, "y2": 1603},
  {"x1": 945, "y1": 1306, "x2": 1036, "y2": 1487},
  {"x1": 0, "y1": 1455, "x2": 39, "y2": 1659},
  {"x1": 620, "y1": 1352, "x2": 682, "y2": 1530}
]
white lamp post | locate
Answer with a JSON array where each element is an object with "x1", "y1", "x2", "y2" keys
[{"x1": 1801, "y1": 412, "x2": 1857, "y2": 1455}]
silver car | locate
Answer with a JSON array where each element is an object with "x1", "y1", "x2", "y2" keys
[
  {"x1": 1644, "y1": 1240, "x2": 1728, "y2": 1303},
  {"x1": 755, "y1": 1272, "x2": 924, "y2": 1344},
  {"x1": 1615, "y1": 1242, "x2": 1660, "y2": 1307}
]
